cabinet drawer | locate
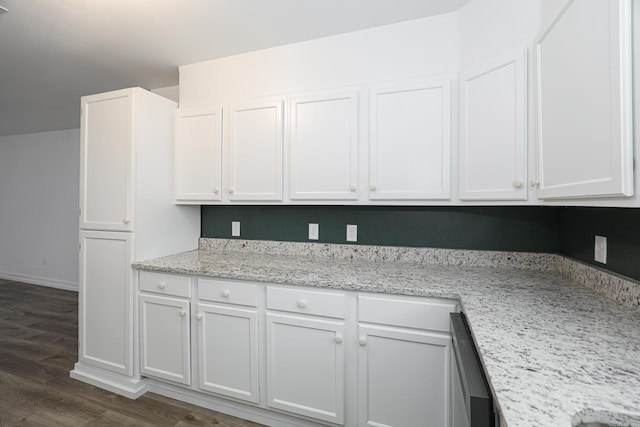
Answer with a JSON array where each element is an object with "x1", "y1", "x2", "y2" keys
[
  {"x1": 267, "y1": 286, "x2": 346, "y2": 319},
  {"x1": 198, "y1": 278, "x2": 258, "y2": 307},
  {"x1": 139, "y1": 271, "x2": 191, "y2": 298},
  {"x1": 358, "y1": 295, "x2": 457, "y2": 332}
]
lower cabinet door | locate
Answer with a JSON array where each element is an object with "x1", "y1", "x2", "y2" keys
[
  {"x1": 266, "y1": 313, "x2": 345, "y2": 425},
  {"x1": 196, "y1": 303, "x2": 259, "y2": 403},
  {"x1": 358, "y1": 325, "x2": 451, "y2": 427},
  {"x1": 139, "y1": 294, "x2": 191, "y2": 385}
]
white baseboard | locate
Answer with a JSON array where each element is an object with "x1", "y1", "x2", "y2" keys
[
  {"x1": 70, "y1": 363, "x2": 148, "y2": 399},
  {"x1": 0, "y1": 270, "x2": 78, "y2": 292}
]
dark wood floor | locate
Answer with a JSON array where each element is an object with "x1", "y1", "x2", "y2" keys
[{"x1": 0, "y1": 279, "x2": 264, "y2": 426}]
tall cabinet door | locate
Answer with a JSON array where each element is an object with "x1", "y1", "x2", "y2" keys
[
  {"x1": 369, "y1": 78, "x2": 452, "y2": 201},
  {"x1": 227, "y1": 98, "x2": 284, "y2": 201},
  {"x1": 174, "y1": 106, "x2": 223, "y2": 203},
  {"x1": 79, "y1": 230, "x2": 133, "y2": 376},
  {"x1": 459, "y1": 48, "x2": 528, "y2": 201},
  {"x1": 266, "y1": 313, "x2": 345, "y2": 424},
  {"x1": 80, "y1": 89, "x2": 133, "y2": 231},
  {"x1": 358, "y1": 325, "x2": 451, "y2": 427},
  {"x1": 196, "y1": 303, "x2": 259, "y2": 403},
  {"x1": 289, "y1": 90, "x2": 359, "y2": 200}
]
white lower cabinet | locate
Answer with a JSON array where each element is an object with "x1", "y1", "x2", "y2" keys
[
  {"x1": 137, "y1": 273, "x2": 457, "y2": 427},
  {"x1": 196, "y1": 302, "x2": 259, "y2": 403},
  {"x1": 139, "y1": 294, "x2": 191, "y2": 385},
  {"x1": 266, "y1": 313, "x2": 346, "y2": 424}
]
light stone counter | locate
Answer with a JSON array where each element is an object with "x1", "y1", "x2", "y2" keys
[{"x1": 133, "y1": 239, "x2": 640, "y2": 427}]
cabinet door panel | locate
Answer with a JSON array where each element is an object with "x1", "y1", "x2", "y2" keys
[
  {"x1": 290, "y1": 90, "x2": 359, "y2": 200},
  {"x1": 358, "y1": 325, "x2": 450, "y2": 427},
  {"x1": 266, "y1": 313, "x2": 345, "y2": 424},
  {"x1": 197, "y1": 303, "x2": 259, "y2": 403},
  {"x1": 174, "y1": 106, "x2": 223, "y2": 202},
  {"x1": 80, "y1": 91, "x2": 133, "y2": 231},
  {"x1": 140, "y1": 294, "x2": 190, "y2": 385},
  {"x1": 228, "y1": 99, "x2": 283, "y2": 201},
  {"x1": 369, "y1": 78, "x2": 451, "y2": 201},
  {"x1": 459, "y1": 48, "x2": 527, "y2": 200},
  {"x1": 535, "y1": 0, "x2": 633, "y2": 199},
  {"x1": 79, "y1": 231, "x2": 132, "y2": 375}
]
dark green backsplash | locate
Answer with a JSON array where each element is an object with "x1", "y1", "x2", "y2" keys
[
  {"x1": 560, "y1": 207, "x2": 640, "y2": 281},
  {"x1": 202, "y1": 205, "x2": 640, "y2": 281},
  {"x1": 201, "y1": 205, "x2": 561, "y2": 252}
]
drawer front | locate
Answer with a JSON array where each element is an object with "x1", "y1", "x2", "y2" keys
[
  {"x1": 267, "y1": 286, "x2": 346, "y2": 319},
  {"x1": 358, "y1": 295, "x2": 458, "y2": 332},
  {"x1": 198, "y1": 278, "x2": 258, "y2": 307},
  {"x1": 139, "y1": 271, "x2": 191, "y2": 298}
]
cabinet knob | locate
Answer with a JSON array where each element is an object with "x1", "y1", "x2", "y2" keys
[
  {"x1": 221, "y1": 290, "x2": 230, "y2": 298},
  {"x1": 213, "y1": 187, "x2": 219, "y2": 194},
  {"x1": 369, "y1": 184, "x2": 376, "y2": 191},
  {"x1": 179, "y1": 309, "x2": 186, "y2": 317},
  {"x1": 123, "y1": 217, "x2": 130, "y2": 224},
  {"x1": 228, "y1": 187, "x2": 234, "y2": 194},
  {"x1": 349, "y1": 185, "x2": 357, "y2": 192},
  {"x1": 334, "y1": 335, "x2": 343, "y2": 344},
  {"x1": 359, "y1": 337, "x2": 367, "y2": 346},
  {"x1": 512, "y1": 180, "x2": 523, "y2": 189},
  {"x1": 195, "y1": 313, "x2": 203, "y2": 321},
  {"x1": 297, "y1": 299, "x2": 307, "y2": 309},
  {"x1": 530, "y1": 179, "x2": 540, "y2": 188},
  {"x1": 157, "y1": 282, "x2": 166, "y2": 290}
]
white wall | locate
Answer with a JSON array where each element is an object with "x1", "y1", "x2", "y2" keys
[
  {"x1": 0, "y1": 129, "x2": 80, "y2": 290},
  {"x1": 179, "y1": 13, "x2": 461, "y2": 106}
]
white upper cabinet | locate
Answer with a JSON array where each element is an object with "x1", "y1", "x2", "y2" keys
[
  {"x1": 227, "y1": 98, "x2": 284, "y2": 202},
  {"x1": 535, "y1": 0, "x2": 633, "y2": 199},
  {"x1": 174, "y1": 106, "x2": 223, "y2": 203},
  {"x1": 289, "y1": 90, "x2": 359, "y2": 200},
  {"x1": 80, "y1": 90, "x2": 133, "y2": 231},
  {"x1": 459, "y1": 48, "x2": 528, "y2": 201},
  {"x1": 369, "y1": 78, "x2": 452, "y2": 201}
]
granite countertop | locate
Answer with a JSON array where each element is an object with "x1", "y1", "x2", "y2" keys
[{"x1": 134, "y1": 243, "x2": 640, "y2": 427}]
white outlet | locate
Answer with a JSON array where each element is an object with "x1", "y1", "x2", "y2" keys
[
  {"x1": 346, "y1": 224, "x2": 358, "y2": 242},
  {"x1": 232, "y1": 221, "x2": 241, "y2": 237},
  {"x1": 308, "y1": 223, "x2": 319, "y2": 240},
  {"x1": 594, "y1": 235, "x2": 607, "y2": 264}
]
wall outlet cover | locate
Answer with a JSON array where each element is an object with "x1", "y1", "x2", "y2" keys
[
  {"x1": 346, "y1": 224, "x2": 357, "y2": 242},
  {"x1": 308, "y1": 223, "x2": 319, "y2": 240},
  {"x1": 232, "y1": 221, "x2": 241, "y2": 237},
  {"x1": 594, "y1": 235, "x2": 607, "y2": 264}
]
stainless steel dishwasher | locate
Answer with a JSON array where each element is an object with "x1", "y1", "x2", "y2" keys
[{"x1": 450, "y1": 312, "x2": 499, "y2": 427}]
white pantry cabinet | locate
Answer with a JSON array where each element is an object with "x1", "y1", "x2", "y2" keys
[
  {"x1": 535, "y1": 0, "x2": 633, "y2": 200},
  {"x1": 78, "y1": 230, "x2": 133, "y2": 376},
  {"x1": 368, "y1": 78, "x2": 452, "y2": 201},
  {"x1": 459, "y1": 48, "x2": 528, "y2": 201},
  {"x1": 289, "y1": 90, "x2": 359, "y2": 200},
  {"x1": 227, "y1": 98, "x2": 284, "y2": 202},
  {"x1": 72, "y1": 88, "x2": 200, "y2": 399},
  {"x1": 174, "y1": 106, "x2": 223, "y2": 203}
]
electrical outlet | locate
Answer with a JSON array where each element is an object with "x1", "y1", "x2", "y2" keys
[
  {"x1": 594, "y1": 235, "x2": 607, "y2": 264},
  {"x1": 308, "y1": 223, "x2": 319, "y2": 240},
  {"x1": 232, "y1": 221, "x2": 241, "y2": 237},
  {"x1": 346, "y1": 224, "x2": 357, "y2": 242}
]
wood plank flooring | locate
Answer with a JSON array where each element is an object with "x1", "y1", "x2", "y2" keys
[{"x1": 0, "y1": 279, "x2": 265, "y2": 426}]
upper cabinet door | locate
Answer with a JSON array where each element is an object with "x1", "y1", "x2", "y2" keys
[
  {"x1": 174, "y1": 106, "x2": 223, "y2": 203},
  {"x1": 289, "y1": 90, "x2": 359, "y2": 200},
  {"x1": 228, "y1": 99, "x2": 284, "y2": 202},
  {"x1": 80, "y1": 89, "x2": 133, "y2": 231},
  {"x1": 459, "y1": 48, "x2": 528, "y2": 201},
  {"x1": 535, "y1": 0, "x2": 633, "y2": 199},
  {"x1": 369, "y1": 78, "x2": 452, "y2": 201}
]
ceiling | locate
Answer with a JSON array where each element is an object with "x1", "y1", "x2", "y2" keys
[{"x1": 0, "y1": 0, "x2": 469, "y2": 137}]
